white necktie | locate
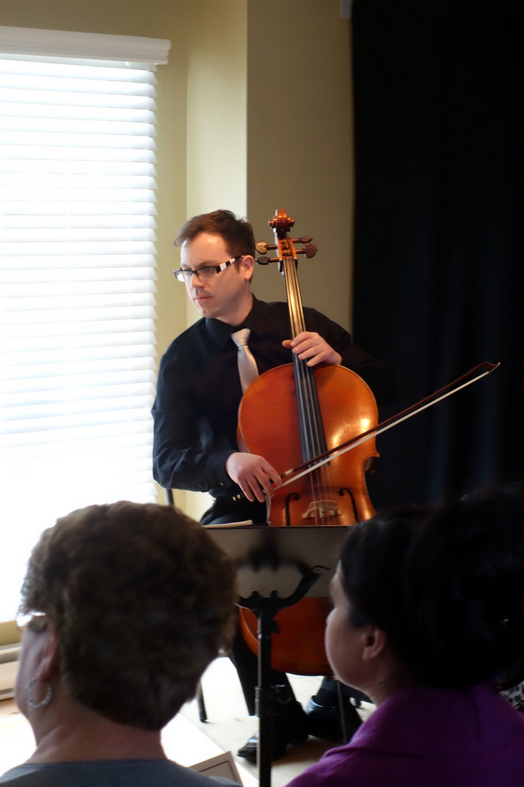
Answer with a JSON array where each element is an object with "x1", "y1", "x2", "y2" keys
[{"x1": 231, "y1": 328, "x2": 259, "y2": 393}]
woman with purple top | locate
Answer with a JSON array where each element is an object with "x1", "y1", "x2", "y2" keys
[{"x1": 287, "y1": 487, "x2": 524, "y2": 787}]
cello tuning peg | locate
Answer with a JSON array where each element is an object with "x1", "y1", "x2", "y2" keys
[
  {"x1": 256, "y1": 241, "x2": 277, "y2": 254},
  {"x1": 295, "y1": 244, "x2": 317, "y2": 258},
  {"x1": 304, "y1": 243, "x2": 317, "y2": 258},
  {"x1": 298, "y1": 236, "x2": 312, "y2": 244},
  {"x1": 256, "y1": 255, "x2": 271, "y2": 265}
]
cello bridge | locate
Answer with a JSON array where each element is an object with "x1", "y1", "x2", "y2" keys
[{"x1": 302, "y1": 500, "x2": 341, "y2": 520}]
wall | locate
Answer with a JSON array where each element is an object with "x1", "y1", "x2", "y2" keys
[
  {"x1": 247, "y1": 0, "x2": 354, "y2": 332},
  {"x1": 185, "y1": 0, "x2": 247, "y2": 222}
]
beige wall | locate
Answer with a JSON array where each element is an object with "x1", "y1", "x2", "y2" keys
[
  {"x1": 247, "y1": 0, "x2": 354, "y2": 332},
  {"x1": 0, "y1": 0, "x2": 353, "y2": 519},
  {"x1": 184, "y1": 0, "x2": 248, "y2": 335}
]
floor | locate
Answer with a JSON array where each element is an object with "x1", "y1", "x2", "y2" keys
[
  {"x1": 180, "y1": 658, "x2": 376, "y2": 787},
  {"x1": 0, "y1": 658, "x2": 375, "y2": 787}
]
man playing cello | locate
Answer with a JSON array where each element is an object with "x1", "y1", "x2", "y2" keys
[{"x1": 152, "y1": 209, "x2": 394, "y2": 761}]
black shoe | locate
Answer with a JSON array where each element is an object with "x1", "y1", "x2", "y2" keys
[
  {"x1": 237, "y1": 730, "x2": 259, "y2": 763},
  {"x1": 237, "y1": 703, "x2": 309, "y2": 763},
  {"x1": 305, "y1": 696, "x2": 362, "y2": 743}
]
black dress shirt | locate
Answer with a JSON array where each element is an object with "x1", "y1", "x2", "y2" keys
[{"x1": 152, "y1": 297, "x2": 394, "y2": 518}]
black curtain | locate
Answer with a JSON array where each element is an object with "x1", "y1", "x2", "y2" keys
[{"x1": 351, "y1": 0, "x2": 524, "y2": 508}]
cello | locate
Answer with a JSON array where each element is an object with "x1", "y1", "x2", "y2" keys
[{"x1": 237, "y1": 209, "x2": 379, "y2": 675}]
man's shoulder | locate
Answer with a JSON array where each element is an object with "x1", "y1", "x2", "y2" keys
[
  {"x1": 252, "y1": 298, "x2": 286, "y2": 314},
  {"x1": 160, "y1": 319, "x2": 208, "y2": 363},
  {"x1": 250, "y1": 298, "x2": 290, "y2": 325},
  {"x1": 259, "y1": 298, "x2": 337, "y2": 325},
  {"x1": 171, "y1": 317, "x2": 208, "y2": 346},
  {"x1": 250, "y1": 298, "x2": 344, "y2": 339}
]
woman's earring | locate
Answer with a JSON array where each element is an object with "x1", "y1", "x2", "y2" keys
[{"x1": 25, "y1": 678, "x2": 52, "y2": 709}]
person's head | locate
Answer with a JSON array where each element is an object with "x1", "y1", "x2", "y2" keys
[
  {"x1": 16, "y1": 501, "x2": 237, "y2": 731},
  {"x1": 174, "y1": 210, "x2": 256, "y2": 324},
  {"x1": 327, "y1": 486, "x2": 524, "y2": 701}
]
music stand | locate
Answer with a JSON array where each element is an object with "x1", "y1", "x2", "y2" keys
[{"x1": 206, "y1": 525, "x2": 349, "y2": 787}]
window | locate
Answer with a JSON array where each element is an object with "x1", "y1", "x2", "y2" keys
[{"x1": 0, "y1": 27, "x2": 170, "y2": 621}]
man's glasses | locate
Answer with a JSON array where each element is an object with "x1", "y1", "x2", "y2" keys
[{"x1": 173, "y1": 256, "x2": 243, "y2": 284}]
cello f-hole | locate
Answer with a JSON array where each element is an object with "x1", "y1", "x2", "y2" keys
[{"x1": 339, "y1": 487, "x2": 359, "y2": 522}]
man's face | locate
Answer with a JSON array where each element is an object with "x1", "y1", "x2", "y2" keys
[{"x1": 180, "y1": 232, "x2": 253, "y2": 323}]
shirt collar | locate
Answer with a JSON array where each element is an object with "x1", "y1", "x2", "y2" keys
[{"x1": 205, "y1": 295, "x2": 264, "y2": 348}]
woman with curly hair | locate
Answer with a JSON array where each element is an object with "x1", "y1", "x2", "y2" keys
[
  {"x1": 287, "y1": 486, "x2": 524, "y2": 787},
  {"x1": 0, "y1": 501, "x2": 238, "y2": 786}
]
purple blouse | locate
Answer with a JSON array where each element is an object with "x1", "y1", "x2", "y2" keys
[{"x1": 286, "y1": 683, "x2": 524, "y2": 787}]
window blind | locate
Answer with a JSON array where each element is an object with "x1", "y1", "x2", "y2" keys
[{"x1": 0, "y1": 33, "x2": 169, "y2": 622}]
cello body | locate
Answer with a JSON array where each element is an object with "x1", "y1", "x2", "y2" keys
[{"x1": 237, "y1": 363, "x2": 378, "y2": 528}]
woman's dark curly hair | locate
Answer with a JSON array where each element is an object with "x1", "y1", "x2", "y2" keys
[
  {"x1": 339, "y1": 486, "x2": 524, "y2": 689},
  {"x1": 19, "y1": 501, "x2": 237, "y2": 731}
]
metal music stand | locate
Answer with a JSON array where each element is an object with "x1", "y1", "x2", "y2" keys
[{"x1": 206, "y1": 525, "x2": 349, "y2": 787}]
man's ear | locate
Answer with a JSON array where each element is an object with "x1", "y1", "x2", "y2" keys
[
  {"x1": 361, "y1": 624, "x2": 388, "y2": 662},
  {"x1": 37, "y1": 626, "x2": 60, "y2": 681},
  {"x1": 241, "y1": 255, "x2": 255, "y2": 282}
]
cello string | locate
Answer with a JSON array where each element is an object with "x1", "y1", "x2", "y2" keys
[
  {"x1": 284, "y1": 257, "x2": 322, "y2": 520},
  {"x1": 284, "y1": 256, "x2": 331, "y2": 524},
  {"x1": 287, "y1": 257, "x2": 324, "y2": 452},
  {"x1": 289, "y1": 257, "x2": 336, "y2": 525}
]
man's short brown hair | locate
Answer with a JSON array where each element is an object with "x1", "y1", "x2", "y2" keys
[
  {"x1": 19, "y1": 501, "x2": 237, "y2": 731},
  {"x1": 175, "y1": 209, "x2": 256, "y2": 258}
]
